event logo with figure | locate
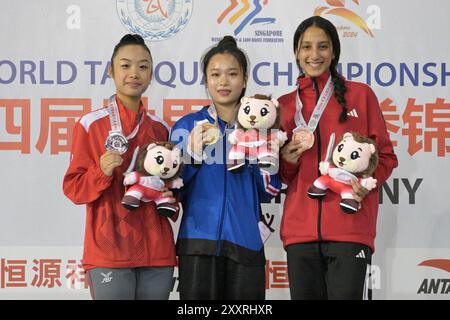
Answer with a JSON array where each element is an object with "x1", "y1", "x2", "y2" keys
[
  {"x1": 217, "y1": 0, "x2": 275, "y2": 36},
  {"x1": 314, "y1": 0, "x2": 380, "y2": 38},
  {"x1": 215, "y1": 0, "x2": 282, "y2": 44},
  {"x1": 116, "y1": 0, "x2": 193, "y2": 41}
]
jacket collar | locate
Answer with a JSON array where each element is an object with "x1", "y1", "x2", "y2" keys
[{"x1": 297, "y1": 71, "x2": 331, "y2": 92}]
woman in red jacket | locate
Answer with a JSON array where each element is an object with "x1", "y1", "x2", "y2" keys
[
  {"x1": 279, "y1": 16, "x2": 398, "y2": 299},
  {"x1": 63, "y1": 34, "x2": 177, "y2": 299}
]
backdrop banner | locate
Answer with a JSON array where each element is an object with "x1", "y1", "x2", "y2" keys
[{"x1": 0, "y1": 0, "x2": 449, "y2": 299}]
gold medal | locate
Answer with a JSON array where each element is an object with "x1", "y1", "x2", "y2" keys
[
  {"x1": 293, "y1": 128, "x2": 315, "y2": 150},
  {"x1": 202, "y1": 123, "x2": 220, "y2": 145}
]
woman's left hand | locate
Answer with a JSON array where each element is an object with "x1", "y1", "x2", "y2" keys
[{"x1": 351, "y1": 179, "x2": 370, "y2": 202}]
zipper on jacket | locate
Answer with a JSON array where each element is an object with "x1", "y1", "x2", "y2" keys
[
  {"x1": 312, "y1": 77, "x2": 323, "y2": 241},
  {"x1": 216, "y1": 124, "x2": 228, "y2": 256}
]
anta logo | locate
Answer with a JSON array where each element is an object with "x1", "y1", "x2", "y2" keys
[
  {"x1": 314, "y1": 0, "x2": 381, "y2": 38},
  {"x1": 217, "y1": 0, "x2": 276, "y2": 36},
  {"x1": 417, "y1": 259, "x2": 450, "y2": 295}
]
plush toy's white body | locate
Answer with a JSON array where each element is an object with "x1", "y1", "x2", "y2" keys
[
  {"x1": 121, "y1": 143, "x2": 183, "y2": 216},
  {"x1": 228, "y1": 95, "x2": 287, "y2": 173},
  {"x1": 308, "y1": 132, "x2": 378, "y2": 214}
]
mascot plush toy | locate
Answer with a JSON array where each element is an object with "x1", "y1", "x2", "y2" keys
[
  {"x1": 307, "y1": 132, "x2": 378, "y2": 214},
  {"x1": 228, "y1": 94, "x2": 287, "y2": 172},
  {"x1": 121, "y1": 142, "x2": 183, "y2": 217}
]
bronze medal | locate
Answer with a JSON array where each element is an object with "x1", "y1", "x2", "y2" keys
[{"x1": 293, "y1": 128, "x2": 314, "y2": 150}]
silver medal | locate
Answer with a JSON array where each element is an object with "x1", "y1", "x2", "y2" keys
[{"x1": 105, "y1": 131, "x2": 128, "y2": 154}]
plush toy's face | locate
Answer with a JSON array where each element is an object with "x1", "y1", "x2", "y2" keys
[
  {"x1": 332, "y1": 133, "x2": 376, "y2": 174},
  {"x1": 238, "y1": 97, "x2": 278, "y2": 129},
  {"x1": 143, "y1": 145, "x2": 181, "y2": 179}
]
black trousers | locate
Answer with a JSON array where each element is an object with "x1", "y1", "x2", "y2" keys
[
  {"x1": 286, "y1": 242, "x2": 372, "y2": 300},
  {"x1": 178, "y1": 255, "x2": 266, "y2": 300}
]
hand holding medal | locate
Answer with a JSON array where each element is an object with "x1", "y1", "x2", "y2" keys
[
  {"x1": 293, "y1": 128, "x2": 315, "y2": 151},
  {"x1": 100, "y1": 150, "x2": 124, "y2": 176},
  {"x1": 105, "y1": 131, "x2": 129, "y2": 154},
  {"x1": 282, "y1": 76, "x2": 334, "y2": 164},
  {"x1": 202, "y1": 122, "x2": 220, "y2": 145},
  {"x1": 292, "y1": 76, "x2": 334, "y2": 151},
  {"x1": 102, "y1": 95, "x2": 145, "y2": 175},
  {"x1": 189, "y1": 120, "x2": 220, "y2": 155},
  {"x1": 188, "y1": 123, "x2": 207, "y2": 158},
  {"x1": 104, "y1": 94, "x2": 144, "y2": 155}
]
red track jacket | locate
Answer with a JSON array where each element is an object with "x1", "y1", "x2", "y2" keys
[
  {"x1": 63, "y1": 97, "x2": 177, "y2": 270},
  {"x1": 279, "y1": 72, "x2": 398, "y2": 252}
]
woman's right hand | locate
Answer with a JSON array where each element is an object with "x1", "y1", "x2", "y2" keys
[
  {"x1": 188, "y1": 124, "x2": 207, "y2": 157},
  {"x1": 280, "y1": 139, "x2": 304, "y2": 164},
  {"x1": 160, "y1": 187, "x2": 176, "y2": 203},
  {"x1": 100, "y1": 150, "x2": 124, "y2": 176}
]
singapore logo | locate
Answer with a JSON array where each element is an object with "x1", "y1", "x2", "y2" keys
[
  {"x1": 217, "y1": 0, "x2": 276, "y2": 36},
  {"x1": 117, "y1": 0, "x2": 194, "y2": 41}
]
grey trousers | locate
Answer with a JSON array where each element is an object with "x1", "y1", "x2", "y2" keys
[{"x1": 86, "y1": 266, "x2": 174, "y2": 300}]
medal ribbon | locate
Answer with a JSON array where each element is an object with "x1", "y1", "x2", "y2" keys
[
  {"x1": 107, "y1": 94, "x2": 145, "y2": 141},
  {"x1": 294, "y1": 75, "x2": 334, "y2": 132},
  {"x1": 207, "y1": 102, "x2": 239, "y2": 131}
]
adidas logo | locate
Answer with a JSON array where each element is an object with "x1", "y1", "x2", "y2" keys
[
  {"x1": 347, "y1": 108, "x2": 359, "y2": 118},
  {"x1": 356, "y1": 250, "x2": 366, "y2": 259}
]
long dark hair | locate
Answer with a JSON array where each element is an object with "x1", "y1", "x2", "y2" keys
[
  {"x1": 110, "y1": 34, "x2": 153, "y2": 76},
  {"x1": 293, "y1": 16, "x2": 348, "y2": 122},
  {"x1": 201, "y1": 35, "x2": 249, "y2": 100}
]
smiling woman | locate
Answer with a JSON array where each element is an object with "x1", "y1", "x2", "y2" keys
[
  {"x1": 296, "y1": 26, "x2": 334, "y2": 78},
  {"x1": 278, "y1": 16, "x2": 398, "y2": 300},
  {"x1": 63, "y1": 34, "x2": 177, "y2": 300},
  {"x1": 169, "y1": 36, "x2": 282, "y2": 300},
  {"x1": 205, "y1": 52, "x2": 246, "y2": 120},
  {"x1": 108, "y1": 35, "x2": 153, "y2": 112}
]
